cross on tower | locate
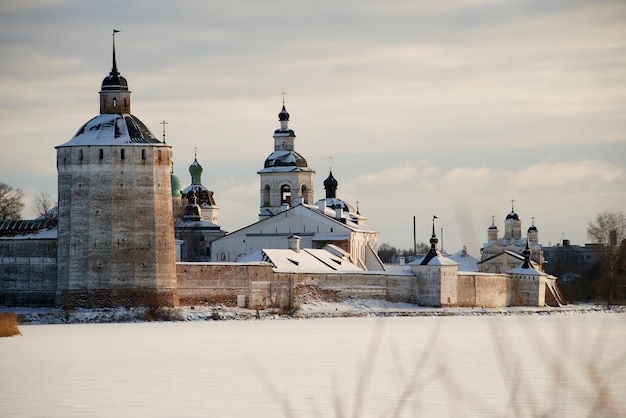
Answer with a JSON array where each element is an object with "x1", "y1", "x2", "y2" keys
[
  {"x1": 281, "y1": 92, "x2": 286, "y2": 105},
  {"x1": 510, "y1": 199, "x2": 516, "y2": 212},
  {"x1": 160, "y1": 120, "x2": 168, "y2": 143},
  {"x1": 328, "y1": 155, "x2": 334, "y2": 171}
]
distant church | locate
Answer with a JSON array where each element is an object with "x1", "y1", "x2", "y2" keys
[{"x1": 479, "y1": 202, "x2": 544, "y2": 273}]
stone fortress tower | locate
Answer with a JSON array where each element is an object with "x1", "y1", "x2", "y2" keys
[
  {"x1": 55, "y1": 32, "x2": 178, "y2": 307},
  {"x1": 257, "y1": 101, "x2": 315, "y2": 219}
]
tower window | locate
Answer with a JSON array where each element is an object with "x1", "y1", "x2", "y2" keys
[
  {"x1": 281, "y1": 185, "x2": 291, "y2": 206},
  {"x1": 158, "y1": 149, "x2": 162, "y2": 162},
  {"x1": 121, "y1": 149, "x2": 125, "y2": 160},
  {"x1": 263, "y1": 185, "x2": 270, "y2": 206},
  {"x1": 79, "y1": 149, "x2": 83, "y2": 160},
  {"x1": 141, "y1": 149, "x2": 146, "y2": 160},
  {"x1": 99, "y1": 149, "x2": 104, "y2": 160},
  {"x1": 113, "y1": 98, "x2": 117, "y2": 108},
  {"x1": 301, "y1": 185, "x2": 308, "y2": 203}
]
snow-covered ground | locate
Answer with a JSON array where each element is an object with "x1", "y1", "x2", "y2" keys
[{"x1": 1, "y1": 303, "x2": 625, "y2": 417}]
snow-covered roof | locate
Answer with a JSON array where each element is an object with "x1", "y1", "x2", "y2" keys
[
  {"x1": 58, "y1": 113, "x2": 164, "y2": 147},
  {"x1": 506, "y1": 266, "x2": 544, "y2": 276},
  {"x1": 447, "y1": 250, "x2": 480, "y2": 272},
  {"x1": 240, "y1": 247, "x2": 363, "y2": 273}
]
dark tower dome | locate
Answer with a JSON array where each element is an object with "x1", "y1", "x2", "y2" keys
[
  {"x1": 101, "y1": 33, "x2": 129, "y2": 92},
  {"x1": 278, "y1": 105, "x2": 290, "y2": 121},
  {"x1": 506, "y1": 212, "x2": 519, "y2": 221},
  {"x1": 528, "y1": 225, "x2": 538, "y2": 232},
  {"x1": 323, "y1": 170, "x2": 338, "y2": 199},
  {"x1": 263, "y1": 150, "x2": 308, "y2": 168}
]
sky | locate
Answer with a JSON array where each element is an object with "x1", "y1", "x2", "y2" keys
[{"x1": 1, "y1": 0, "x2": 625, "y2": 255}]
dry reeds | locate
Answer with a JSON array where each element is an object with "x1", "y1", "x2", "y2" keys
[{"x1": 0, "y1": 312, "x2": 21, "y2": 337}]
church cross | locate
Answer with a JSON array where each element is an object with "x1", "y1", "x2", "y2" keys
[
  {"x1": 510, "y1": 199, "x2": 516, "y2": 212},
  {"x1": 160, "y1": 120, "x2": 168, "y2": 143},
  {"x1": 281, "y1": 91, "x2": 286, "y2": 105},
  {"x1": 328, "y1": 155, "x2": 334, "y2": 171}
]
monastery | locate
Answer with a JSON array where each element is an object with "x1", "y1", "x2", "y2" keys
[{"x1": 0, "y1": 37, "x2": 564, "y2": 309}]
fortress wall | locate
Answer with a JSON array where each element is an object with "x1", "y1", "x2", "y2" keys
[
  {"x1": 0, "y1": 254, "x2": 57, "y2": 306},
  {"x1": 455, "y1": 273, "x2": 510, "y2": 308}
]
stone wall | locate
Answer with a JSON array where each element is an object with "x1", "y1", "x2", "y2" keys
[
  {"x1": 0, "y1": 256, "x2": 57, "y2": 306},
  {"x1": 176, "y1": 263, "x2": 416, "y2": 309}
]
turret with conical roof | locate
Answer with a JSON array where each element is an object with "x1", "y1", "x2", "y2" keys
[{"x1": 100, "y1": 31, "x2": 131, "y2": 114}]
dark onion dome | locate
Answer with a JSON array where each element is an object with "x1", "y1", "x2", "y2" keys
[
  {"x1": 489, "y1": 224, "x2": 498, "y2": 230},
  {"x1": 278, "y1": 105, "x2": 290, "y2": 121},
  {"x1": 528, "y1": 224, "x2": 538, "y2": 232},
  {"x1": 505, "y1": 211, "x2": 519, "y2": 220},
  {"x1": 263, "y1": 150, "x2": 308, "y2": 168},
  {"x1": 60, "y1": 113, "x2": 161, "y2": 146},
  {"x1": 323, "y1": 171, "x2": 338, "y2": 190}
]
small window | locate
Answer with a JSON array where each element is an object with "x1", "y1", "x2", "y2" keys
[
  {"x1": 263, "y1": 185, "x2": 270, "y2": 206},
  {"x1": 220, "y1": 252, "x2": 226, "y2": 261},
  {"x1": 79, "y1": 149, "x2": 83, "y2": 160},
  {"x1": 281, "y1": 185, "x2": 291, "y2": 205},
  {"x1": 99, "y1": 149, "x2": 104, "y2": 160},
  {"x1": 121, "y1": 149, "x2": 125, "y2": 160},
  {"x1": 141, "y1": 149, "x2": 146, "y2": 160},
  {"x1": 112, "y1": 98, "x2": 117, "y2": 108},
  {"x1": 158, "y1": 149, "x2": 162, "y2": 161}
]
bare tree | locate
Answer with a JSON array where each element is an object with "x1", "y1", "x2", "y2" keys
[
  {"x1": 587, "y1": 211, "x2": 626, "y2": 304},
  {"x1": 0, "y1": 182, "x2": 25, "y2": 221},
  {"x1": 33, "y1": 191, "x2": 58, "y2": 220}
]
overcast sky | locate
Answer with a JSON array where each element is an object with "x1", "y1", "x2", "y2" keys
[{"x1": 1, "y1": 0, "x2": 625, "y2": 255}]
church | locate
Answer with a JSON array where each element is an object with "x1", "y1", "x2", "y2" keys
[
  {"x1": 210, "y1": 103, "x2": 382, "y2": 270},
  {"x1": 0, "y1": 36, "x2": 564, "y2": 309},
  {"x1": 479, "y1": 202, "x2": 545, "y2": 274}
]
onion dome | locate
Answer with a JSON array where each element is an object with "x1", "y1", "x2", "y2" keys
[
  {"x1": 189, "y1": 158, "x2": 203, "y2": 184},
  {"x1": 278, "y1": 105, "x2": 290, "y2": 121},
  {"x1": 171, "y1": 173, "x2": 182, "y2": 197},
  {"x1": 323, "y1": 171, "x2": 338, "y2": 199}
]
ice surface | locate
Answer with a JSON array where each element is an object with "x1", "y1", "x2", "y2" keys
[{"x1": 1, "y1": 308, "x2": 624, "y2": 417}]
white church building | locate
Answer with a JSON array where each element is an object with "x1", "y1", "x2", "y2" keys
[{"x1": 210, "y1": 104, "x2": 382, "y2": 270}]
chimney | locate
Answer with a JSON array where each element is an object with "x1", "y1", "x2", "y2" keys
[
  {"x1": 287, "y1": 235, "x2": 301, "y2": 253},
  {"x1": 335, "y1": 206, "x2": 343, "y2": 220},
  {"x1": 318, "y1": 199, "x2": 327, "y2": 212}
]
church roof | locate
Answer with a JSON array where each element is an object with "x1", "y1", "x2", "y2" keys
[
  {"x1": 262, "y1": 150, "x2": 310, "y2": 169},
  {"x1": 58, "y1": 113, "x2": 163, "y2": 147}
]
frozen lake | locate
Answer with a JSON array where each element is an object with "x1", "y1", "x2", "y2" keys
[{"x1": 1, "y1": 312, "x2": 625, "y2": 417}]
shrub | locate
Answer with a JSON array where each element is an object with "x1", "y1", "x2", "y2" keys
[{"x1": 0, "y1": 312, "x2": 21, "y2": 337}]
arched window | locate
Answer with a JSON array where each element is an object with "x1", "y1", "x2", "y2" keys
[
  {"x1": 263, "y1": 185, "x2": 270, "y2": 206},
  {"x1": 281, "y1": 185, "x2": 291, "y2": 206},
  {"x1": 301, "y1": 185, "x2": 308, "y2": 203},
  {"x1": 112, "y1": 98, "x2": 117, "y2": 108}
]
